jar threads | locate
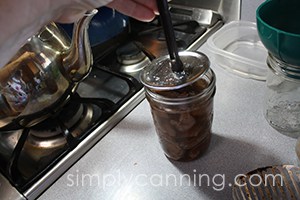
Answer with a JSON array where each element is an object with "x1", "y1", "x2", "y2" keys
[
  {"x1": 141, "y1": 51, "x2": 216, "y2": 161},
  {"x1": 265, "y1": 53, "x2": 300, "y2": 138}
]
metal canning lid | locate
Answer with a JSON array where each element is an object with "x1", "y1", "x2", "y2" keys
[
  {"x1": 140, "y1": 51, "x2": 210, "y2": 90},
  {"x1": 232, "y1": 165, "x2": 300, "y2": 199}
]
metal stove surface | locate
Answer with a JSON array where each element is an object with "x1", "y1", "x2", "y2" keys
[
  {"x1": 0, "y1": 66, "x2": 144, "y2": 200},
  {"x1": 0, "y1": 4, "x2": 225, "y2": 200}
]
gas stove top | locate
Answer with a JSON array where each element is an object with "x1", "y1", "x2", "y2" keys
[{"x1": 0, "y1": 4, "x2": 225, "y2": 200}]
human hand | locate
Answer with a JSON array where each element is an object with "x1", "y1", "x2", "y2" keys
[
  {"x1": 56, "y1": 0, "x2": 158, "y2": 23},
  {"x1": 107, "y1": 0, "x2": 158, "y2": 22},
  {"x1": 0, "y1": 0, "x2": 159, "y2": 68}
]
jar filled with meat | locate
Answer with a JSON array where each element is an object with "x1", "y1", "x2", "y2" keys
[{"x1": 140, "y1": 51, "x2": 216, "y2": 161}]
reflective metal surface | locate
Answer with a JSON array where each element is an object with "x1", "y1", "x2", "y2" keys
[
  {"x1": 0, "y1": 10, "x2": 97, "y2": 128},
  {"x1": 0, "y1": 1, "x2": 242, "y2": 199},
  {"x1": 171, "y1": 0, "x2": 241, "y2": 22},
  {"x1": 0, "y1": 173, "x2": 25, "y2": 200},
  {"x1": 232, "y1": 165, "x2": 300, "y2": 200},
  {"x1": 170, "y1": 4, "x2": 222, "y2": 26}
]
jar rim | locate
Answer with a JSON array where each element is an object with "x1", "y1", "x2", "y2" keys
[
  {"x1": 267, "y1": 53, "x2": 300, "y2": 80},
  {"x1": 140, "y1": 51, "x2": 210, "y2": 91},
  {"x1": 145, "y1": 69, "x2": 216, "y2": 105}
]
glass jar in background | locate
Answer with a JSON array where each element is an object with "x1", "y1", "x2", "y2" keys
[
  {"x1": 296, "y1": 137, "x2": 300, "y2": 166},
  {"x1": 141, "y1": 51, "x2": 216, "y2": 161},
  {"x1": 265, "y1": 53, "x2": 300, "y2": 138}
]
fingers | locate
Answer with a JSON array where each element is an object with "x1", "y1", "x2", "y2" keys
[
  {"x1": 130, "y1": 0, "x2": 158, "y2": 13},
  {"x1": 55, "y1": 0, "x2": 159, "y2": 23},
  {"x1": 107, "y1": 0, "x2": 157, "y2": 22},
  {"x1": 54, "y1": 0, "x2": 112, "y2": 23},
  {"x1": 55, "y1": 8, "x2": 87, "y2": 23}
]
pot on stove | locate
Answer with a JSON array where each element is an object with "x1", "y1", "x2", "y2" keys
[{"x1": 0, "y1": 9, "x2": 97, "y2": 129}]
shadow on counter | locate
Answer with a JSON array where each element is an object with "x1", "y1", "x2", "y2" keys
[{"x1": 169, "y1": 133, "x2": 282, "y2": 199}]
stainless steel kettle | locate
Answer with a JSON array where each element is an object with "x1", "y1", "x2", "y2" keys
[{"x1": 0, "y1": 9, "x2": 98, "y2": 128}]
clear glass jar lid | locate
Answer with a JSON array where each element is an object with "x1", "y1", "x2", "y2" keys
[{"x1": 140, "y1": 51, "x2": 210, "y2": 90}]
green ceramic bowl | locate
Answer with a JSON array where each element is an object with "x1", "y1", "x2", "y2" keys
[{"x1": 256, "y1": 0, "x2": 300, "y2": 66}]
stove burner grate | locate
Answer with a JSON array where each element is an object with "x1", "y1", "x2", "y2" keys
[
  {"x1": 0, "y1": 64, "x2": 144, "y2": 193},
  {"x1": 3, "y1": 93, "x2": 116, "y2": 191}
]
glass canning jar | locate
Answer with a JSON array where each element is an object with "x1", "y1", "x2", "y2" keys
[
  {"x1": 140, "y1": 51, "x2": 216, "y2": 161},
  {"x1": 265, "y1": 53, "x2": 300, "y2": 138}
]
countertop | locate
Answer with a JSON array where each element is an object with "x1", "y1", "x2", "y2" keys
[{"x1": 39, "y1": 1, "x2": 298, "y2": 199}]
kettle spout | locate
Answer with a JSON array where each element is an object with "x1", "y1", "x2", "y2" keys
[{"x1": 63, "y1": 9, "x2": 98, "y2": 82}]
